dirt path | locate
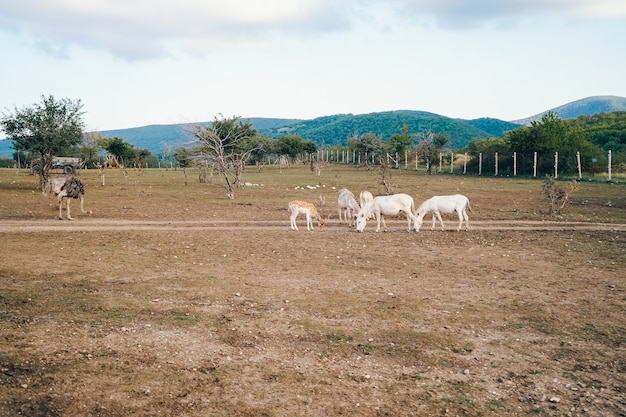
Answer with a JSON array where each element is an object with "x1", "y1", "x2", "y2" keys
[{"x1": 1, "y1": 219, "x2": 625, "y2": 232}]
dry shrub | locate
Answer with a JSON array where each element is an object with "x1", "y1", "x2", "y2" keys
[{"x1": 542, "y1": 175, "x2": 578, "y2": 215}]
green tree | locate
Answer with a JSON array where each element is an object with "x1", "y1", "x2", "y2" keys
[
  {"x1": 99, "y1": 136, "x2": 152, "y2": 169},
  {"x1": 505, "y1": 111, "x2": 603, "y2": 175},
  {"x1": 247, "y1": 135, "x2": 275, "y2": 167},
  {"x1": 465, "y1": 137, "x2": 511, "y2": 174},
  {"x1": 348, "y1": 132, "x2": 387, "y2": 166},
  {"x1": 302, "y1": 140, "x2": 318, "y2": 156},
  {"x1": 276, "y1": 135, "x2": 305, "y2": 162},
  {"x1": 193, "y1": 115, "x2": 258, "y2": 199},
  {"x1": 389, "y1": 123, "x2": 412, "y2": 159},
  {"x1": 0, "y1": 95, "x2": 85, "y2": 182},
  {"x1": 99, "y1": 137, "x2": 131, "y2": 163}
]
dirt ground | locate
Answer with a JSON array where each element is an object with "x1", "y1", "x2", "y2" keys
[{"x1": 0, "y1": 167, "x2": 624, "y2": 416}]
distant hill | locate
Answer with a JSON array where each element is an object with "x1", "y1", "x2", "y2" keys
[
  {"x1": 0, "y1": 96, "x2": 624, "y2": 157},
  {"x1": 512, "y1": 95, "x2": 626, "y2": 125},
  {"x1": 96, "y1": 118, "x2": 304, "y2": 156}
]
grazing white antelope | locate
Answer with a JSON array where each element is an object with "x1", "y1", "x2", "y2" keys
[
  {"x1": 356, "y1": 193, "x2": 418, "y2": 232},
  {"x1": 288, "y1": 200, "x2": 325, "y2": 231},
  {"x1": 337, "y1": 188, "x2": 361, "y2": 227},
  {"x1": 415, "y1": 194, "x2": 472, "y2": 231}
]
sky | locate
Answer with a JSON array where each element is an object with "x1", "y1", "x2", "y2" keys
[{"x1": 1, "y1": 0, "x2": 625, "y2": 132}]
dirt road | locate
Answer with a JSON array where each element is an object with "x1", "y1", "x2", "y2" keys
[{"x1": 1, "y1": 219, "x2": 625, "y2": 232}]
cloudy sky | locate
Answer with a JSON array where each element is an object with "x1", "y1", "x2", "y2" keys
[{"x1": 1, "y1": 0, "x2": 625, "y2": 131}]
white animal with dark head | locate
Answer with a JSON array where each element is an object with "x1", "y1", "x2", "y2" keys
[
  {"x1": 337, "y1": 188, "x2": 360, "y2": 227},
  {"x1": 415, "y1": 194, "x2": 472, "y2": 231},
  {"x1": 43, "y1": 176, "x2": 92, "y2": 220},
  {"x1": 288, "y1": 200, "x2": 325, "y2": 231},
  {"x1": 356, "y1": 193, "x2": 418, "y2": 232}
]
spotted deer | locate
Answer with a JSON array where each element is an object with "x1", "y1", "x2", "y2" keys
[{"x1": 288, "y1": 200, "x2": 325, "y2": 231}]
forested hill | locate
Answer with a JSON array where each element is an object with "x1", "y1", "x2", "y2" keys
[
  {"x1": 93, "y1": 111, "x2": 519, "y2": 155},
  {"x1": 258, "y1": 111, "x2": 519, "y2": 149}
]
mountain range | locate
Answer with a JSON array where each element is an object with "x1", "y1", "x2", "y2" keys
[{"x1": 1, "y1": 95, "x2": 625, "y2": 158}]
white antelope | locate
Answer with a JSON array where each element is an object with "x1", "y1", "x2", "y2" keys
[
  {"x1": 356, "y1": 193, "x2": 418, "y2": 233},
  {"x1": 288, "y1": 200, "x2": 325, "y2": 231},
  {"x1": 337, "y1": 188, "x2": 360, "y2": 227},
  {"x1": 415, "y1": 194, "x2": 472, "y2": 231}
]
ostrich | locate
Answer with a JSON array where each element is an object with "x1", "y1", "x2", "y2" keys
[{"x1": 43, "y1": 176, "x2": 92, "y2": 220}]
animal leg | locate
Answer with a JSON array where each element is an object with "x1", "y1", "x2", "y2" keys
[
  {"x1": 290, "y1": 213, "x2": 299, "y2": 230},
  {"x1": 58, "y1": 199, "x2": 64, "y2": 220},
  {"x1": 435, "y1": 211, "x2": 445, "y2": 231},
  {"x1": 306, "y1": 213, "x2": 313, "y2": 231},
  {"x1": 381, "y1": 215, "x2": 388, "y2": 232},
  {"x1": 66, "y1": 199, "x2": 75, "y2": 220},
  {"x1": 375, "y1": 212, "x2": 382, "y2": 232},
  {"x1": 456, "y1": 210, "x2": 464, "y2": 231},
  {"x1": 405, "y1": 211, "x2": 414, "y2": 232},
  {"x1": 79, "y1": 196, "x2": 91, "y2": 214},
  {"x1": 462, "y1": 209, "x2": 469, "y2": 230}
]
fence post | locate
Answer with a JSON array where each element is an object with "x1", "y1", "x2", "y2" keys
[
  {"x1": 554, "y1": 152, "x2": 558, "y2": 179},
  {"x1": 495, "y1": 152, "x2": 498, "y2": 176},
  {"x1": 513, "y1": 151, "x2": 517, "y2": 176},
  {"x1": 438, "y1": 153, "x2": 443, "y2": 173},
  {"x1": 533, "y1": 152, "x2": 537, "y2": 177},
  {"x1": 479, "y1": 153, "x2": 482, "y2": 176},
  {"x1": 577, "y1": 151, "x2": 582, "y2": 179},
  {"x1": 608, "y1": 150, "x2": 612, "y2": 181},
  {"x1": 463, "y1": 153, "x2": 467, "y2": 174},
  {"x1": 450, "y1": 152, "x2": 454, "y2": 173}
]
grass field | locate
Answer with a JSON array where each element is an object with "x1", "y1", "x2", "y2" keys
[{"x1": 0, "y1": 165, "x2": 624, "y2": 416}]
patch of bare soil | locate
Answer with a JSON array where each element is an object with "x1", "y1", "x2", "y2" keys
[{"x1": 1, "y1": 223, "x2": 624, "y2": 416}]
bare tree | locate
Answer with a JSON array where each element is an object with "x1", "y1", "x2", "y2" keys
[{"x1": 192, "y1": 116, "x2": 258, "y2": 199}]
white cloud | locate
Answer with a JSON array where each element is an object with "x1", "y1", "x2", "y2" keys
[
  {"x1": 0, "y1": 0, "x2": 354, "y2": 59},
  {"x1": 1, "y1": 0, "x2": 624, "y2": 60}
]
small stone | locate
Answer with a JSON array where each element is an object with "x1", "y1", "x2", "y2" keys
[
  {"x1": 549, "y1": 397, "x2": 560, "y2": 403},
  {"x1": 463, "y1": 369, "x2": 470, "y2": 375}
]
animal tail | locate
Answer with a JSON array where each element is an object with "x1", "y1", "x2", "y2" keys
[{"x1": 466, "y1": 198, "x2": 473, "y2": 212}]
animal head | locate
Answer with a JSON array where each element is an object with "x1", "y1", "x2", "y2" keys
[
  {"x1": 414, "y1": 216, "x2": 423, "y2": 231},
  {"x1": 355, "y1": 212, "x2": 367, "y2": 232}
]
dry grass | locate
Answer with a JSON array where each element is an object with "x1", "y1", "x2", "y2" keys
[{"x1": 0, "y1": 165, "x2": 625, "y2": 416}]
